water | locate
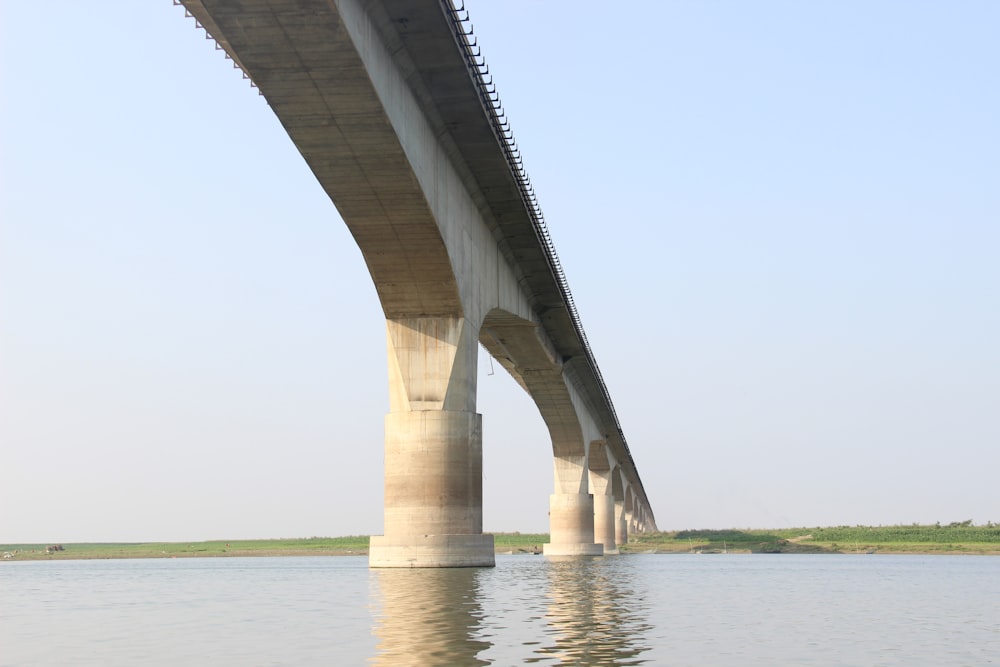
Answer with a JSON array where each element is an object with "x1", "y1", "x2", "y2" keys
[{"x1": 2, "y1": 554, "x2": 998, "y2": 666}]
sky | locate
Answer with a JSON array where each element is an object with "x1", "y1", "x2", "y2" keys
[{"x1": 1, "y1": 1, "x2": 997, "y2": 543}]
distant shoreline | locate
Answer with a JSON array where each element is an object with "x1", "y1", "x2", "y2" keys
[{"x1": 4, "y1": 525, "x2": 999, "y2": 561}]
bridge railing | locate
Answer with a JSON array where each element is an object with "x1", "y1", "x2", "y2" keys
[{"x1": 173, "y1": 0, "x2": 262, "y2": 94}]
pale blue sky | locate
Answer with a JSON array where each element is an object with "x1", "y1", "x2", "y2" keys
[{"x1": 2, "y1": 2, "x2": 997, "y2": 542}]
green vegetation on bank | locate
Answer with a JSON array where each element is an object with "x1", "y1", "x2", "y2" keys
[
  {"x1": 0, "y1": 534, "x2": 548, "y2": 561},
  {"x1": 1, "y1": 537, "x2": 370, "y2": 561},
  {"x1": 4, "y1": 524, "x2": 997, "y2": 561},
  {"x1": 492, "y1": 533, "x2": 548, "y2": 553},
  {"x1": 623, "y1": 522, "x2": 1000, "y2": 555}
]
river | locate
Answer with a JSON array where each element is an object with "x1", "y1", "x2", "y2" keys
[{"x1": 2, "y1": 554, "x2": 997, "y2": 666}]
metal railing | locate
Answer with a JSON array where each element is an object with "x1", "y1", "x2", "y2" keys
[{"x1": 173, "y1": 0, "x2": 262, "y2": 94}]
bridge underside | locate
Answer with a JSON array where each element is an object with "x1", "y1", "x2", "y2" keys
[{"x1": 180, "y1": 0, "x2": 656, "y2": 566}]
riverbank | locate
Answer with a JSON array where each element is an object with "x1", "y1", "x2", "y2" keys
[
  {"x1": 4, "y1": 525, "x2": 998, "y2": 561},
  {"x1": 623, "y1": 524, "x2": 1000, "y2": 555},
  {"x1": 0, "y1": 534, "x2": 549, "y2": 561}
]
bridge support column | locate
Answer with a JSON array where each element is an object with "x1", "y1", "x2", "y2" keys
[
  {"x1": 615, "y1": 499, "x2": 628, "y2": 546},
  {"x1": 625, "y1": 503, "x2": 636, "y2": 542},
  {"x1": 369, "y1": 317, "x2": 495, "y2": 568},
  {"x1": 589, "y1": 470, "x2": 618, "y2": 555},
  {"x1": 543, "y1": 456, "x2": 603, "y2": 557},
  {"x1": 593, "y1": 494, "x2": 618, "y2": 554}
]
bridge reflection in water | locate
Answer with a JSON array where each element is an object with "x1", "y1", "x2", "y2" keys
[
  {"x1": 537, "y1": 558, "x2": 654, "y2": 665},
  {"x1": 370, "y1": 567, "x2": 490, "y2": 666},
  {"x1": 369, "y1": 557, "x2": 652, "y2": 666}
]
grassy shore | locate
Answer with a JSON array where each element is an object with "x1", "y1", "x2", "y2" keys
[
  {"x1": 0, "y1": 534, "x2": 550, "y2": 561},
  {"x1": 622, "y1": 523, "x2": 1000, "y2": 555},
  {"x1": 4, "y1": 525, "x2": 997, "y2": 561},
  {"x1": 0, "y1": 537, "x2": 370, "y2": 561}
]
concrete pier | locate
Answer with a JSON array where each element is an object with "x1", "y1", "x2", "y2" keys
[
  {"x1": 615, "y1": 499, "x2": 628, "y2": 547},
  {"x1": 370, "y1": 318, "x2": 494, "y2": 567},
  {"x1": 543, "y1": 493, "x2": 604, "y2": 557},
  {"x1": 369, "y1": 411, "x2": 494, "y2": 567},
  {"x1": 593, "y1": 493, "x2": 619, "y2": 555},
  {"x1": 543, "y1": 455, "x2": 602, "y2": 557},
  {"x1": 589, "y1": 464, "x2": 620, "y2": 555}
]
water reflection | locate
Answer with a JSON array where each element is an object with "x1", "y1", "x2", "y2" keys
[
  {"x1": 530, "y1": 558, "x2": 653, "y2": 665},
  {"x1": 369, "y1": 567, "x2": 490, "y2": 666},
  {"x1": 369, "y1": 558, "x2": 653, "y2": 666},
  {"x1": 8, "y1": 556, "x2": 991, "y2": 665}
]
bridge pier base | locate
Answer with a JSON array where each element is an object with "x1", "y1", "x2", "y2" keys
[
  {"x1": 369, "y1": 534, "x2": 495, "y2": 568},
  {"x1": 369, "y1": 410, "x2": 495, "y2": 568},
  {"x1": 543, "y1": 493, "x2": 604, "y2": 557}
]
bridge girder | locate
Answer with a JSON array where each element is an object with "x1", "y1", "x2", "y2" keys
[{"x1": 179, "y1": 0, "x2": 657, "y2": 564}]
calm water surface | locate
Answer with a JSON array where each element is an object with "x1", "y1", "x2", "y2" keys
[{"x1": 2, "y1": 554, "x2": 998, "y2": 666}]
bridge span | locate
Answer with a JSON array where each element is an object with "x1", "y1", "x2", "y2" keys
[{"x1": 178, "y1": 0, "x2": 657, "y2": 566}]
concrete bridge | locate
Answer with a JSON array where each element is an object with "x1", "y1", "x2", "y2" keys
[{"x1": 177, "y1": 0, "x2": 657, "y2": 567}]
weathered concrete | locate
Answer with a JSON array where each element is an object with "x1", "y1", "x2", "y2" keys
[
  {"x1": 178, "y1": 0, "x2": 657, "y2": 567},
  {"x1": 371, "y1": 316, "x2": 494, "y2": 566},
  {"x1": 543, "y1": 493, "x2": 603, "y2": 557},
  {"x1": 615, "y1": 500, "x2": 628, "y2": 547},
  {"x1": 625, "y1": 490, "x2": 637, "y2": 542},
  {"x1": 589, "y1": 465, "x2": 618, "y2": 555},
  {"x1": 543, "y1": 453, "x2": 602, "y2": 556}
]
